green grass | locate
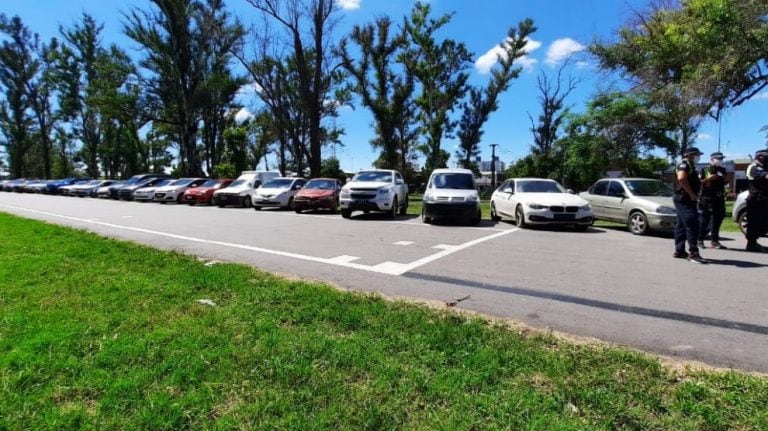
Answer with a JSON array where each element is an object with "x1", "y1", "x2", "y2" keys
[{"x1": 1, "y1": 212, "x2": 767, "y2": 430}]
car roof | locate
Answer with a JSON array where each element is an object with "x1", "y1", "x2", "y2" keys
[
  {"x1": 431, "y1": 168, "x2": 473, "y2": 175},
  {"x1": 594, "y1": 177, "x2": 661, "y2": 182},
  {"x1": 306, "y1": 177, "x2": 340, "y2": 182}
]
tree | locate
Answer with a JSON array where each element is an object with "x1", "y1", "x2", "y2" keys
[
  {"x1": 402, "y1": 2, "x2": 473, "y2": 172},
  {"x1": 320, "y1": 156, "x2": 346, "y2": 182},
  {"x1": 456, "y1": 19, "x2": 536, "y2": 171},
  {"x1": 26, "y1": 38, "x2": 59, "y2": 179},
  {"x1": 338, "y1": 16, "x2": 417, "y2": 172},
  {"x1": 243, "y1": 0, "x2": 346, "y2": 177},
  {"x1": 0, "y1": 15, "x2": 36, "y2": 178}
]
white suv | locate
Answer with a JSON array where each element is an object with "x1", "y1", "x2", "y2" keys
[{"x1": 340, "y1": 169, "x2": 409, "y2": 219}]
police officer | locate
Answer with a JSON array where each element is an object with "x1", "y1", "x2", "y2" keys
[
  {"x1": 673, "y1": 147, "x2": 705, "y2": 263},
  {"x1": 698, "y1": 152, "x2": 728, "y2": 249},
  {"x1": 745, "y1": 149, "x2": 768, "y2": 252}
]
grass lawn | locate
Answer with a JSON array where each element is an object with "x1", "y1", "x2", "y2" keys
[{"x1": 1, "y1": 212, "x2": 766, "y2": 430}]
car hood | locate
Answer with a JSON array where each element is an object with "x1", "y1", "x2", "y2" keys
[
  {"x1": 518, "y1": 193, "x2": 589, "y2": 206},
  {"x1": 346, "y1": 181, "x2": 391, "y2": 190},
  {"x1": 186, "y1": 186, "x2": 214, "y2": 194},
  {"x1": 297, "y1": 189, "x2": 335, "y2": 198},
  {"x1": 425, "y1": 188, "x2": 477, "y2": 198},
  {"x1": 256, "y1": 187, "x2": 289, "y2": 196},
  {"x1": 215, "y1": 185, "x2": 248, "y2": 194}
]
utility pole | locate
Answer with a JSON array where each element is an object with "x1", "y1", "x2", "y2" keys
[{"x1": 490, "y1": 143, "x2": 499, "y2": 190}]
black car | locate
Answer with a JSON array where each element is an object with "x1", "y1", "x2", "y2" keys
[
  {"x1": 105, "y1": 173, "x2": 172, "y2": 199},
  {"x1": 118, "y1": 177, "x2": 171, "y2": 200}
]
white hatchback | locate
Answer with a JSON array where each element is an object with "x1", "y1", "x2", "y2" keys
[
  {"x1": 490, "y1": 178, "x2": 593, "y2": 230},
  {"x1": 252, "y1": 177, "x2": 307, "y2": 210}
]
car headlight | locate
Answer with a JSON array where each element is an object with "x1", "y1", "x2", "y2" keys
[
  {"x1": 466, "y1": 194, "x2": 478, "y2": 202},
  {"x1": 378, "y1": 188, "x2": 390, "y2": 195},
  {"x1": 580, "y1": 204, "x2": 591, "y2": 211},
  {"x1": 656, "y1": 206, "x2": 676, "y2": 214},
  {"x1": 528, "y1": 203, "x2": 548, "y2": 210},
  {"x1": 424, "y1": 193, "x2": 437, "y2": 203},
  {"x1": 340, "y1": 190, "x2": 350, "y2": 198}
]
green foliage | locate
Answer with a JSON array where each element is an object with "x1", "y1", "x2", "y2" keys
[
  {"x1": 211, "y1": 162, "x2": 236, "y2": 179},
  {"x1": 320, "y1": 156, "x2": 347, "y2": 182}
]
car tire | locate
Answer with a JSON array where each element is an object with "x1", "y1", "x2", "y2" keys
[
  {"x1": 389, "y1": 197, "x2": 398, "y2": 219},
  {"x1": 254, "y1": 206, "x2": 261, "y2": 211},
  {"x1": 187, "y1": 202, "x2": 194, "y2": 206},
  {"x1": 470, "y1": 209, "x2": 481, "y2": 226},
  {"x1": 329, "y1": 200, "x2": 338, "y2": 214},
  {"x1": 737, "y1": 210, "x2": 747, "y2": 235},
  {"x1": 287, "y1": 197, "x2": 294, "y2": 210},
  {"x1": 295, "y1": 208, "x2": 302, "y2": 214},
  {"x1": 421, "y1": 207, "x2": 432, "y2": 224},
  {"x1": 218, "y1": 204, "x2": 224, "y2": 208},
  {"x1": 242, "y1": 195, "x2": 252, "y2": 208},
  {"x1": 574, "y1": 224, "x2": 589, "y2": 232},
  {"x1": 627, "y1": 211, "x2": 649, "y2": 235},
  {"x1": 491, "y1": 202, "x2": 501, "y2": 222},
  {"x1": 515, "y1": 205, "x2": 527, "y2": 228},
  {"x1": 399, "y1": 196, "x2": 408, "y2": 215},
  {"x1": 341, "y1": 209, "x2": 352, "y2": 219}
]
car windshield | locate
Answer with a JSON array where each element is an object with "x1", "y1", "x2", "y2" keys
[
  {"x1": 229, "y1": 179, "x2": 248, "y2": 187},
  {"x1": 304, "y1": 179, "x2": 337, "y2": 190},
  {"x1": 517, "y1": 180, "x2": 566, "y2": 193},
  {"x1": 263, "y1": 179, "x2": 294, "y2": 188},
  {"x1": 124, "y1": 175, "x2": 145, "y2": 184},
  {"x1": 624, "y1": 180, "x2": 674, "y2": 197},
  {"x1": 170, "y1": 179, "x2": 194, "y2": 186},
  {"x1": 353, "y1": 171, "x2": 392, "y2": 182},
  {"x1": 201, "y1": 180, "x2": 219, "y2": 188},
  {"x1": 85, "y1": 180, "x2": 101, "y2": 185},
  {"x1": 431, "y1": 173, "x2": 474, "y2": 190}
]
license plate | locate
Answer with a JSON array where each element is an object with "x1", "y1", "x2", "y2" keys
[{"x1": 554, "y1": 214, "x2": 575, "y2": 221}]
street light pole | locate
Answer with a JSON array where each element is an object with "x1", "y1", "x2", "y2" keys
[{"x1": 490, "y1": 143, "x2": 499, "y2": 190}]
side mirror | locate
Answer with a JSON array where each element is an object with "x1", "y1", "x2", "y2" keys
[
  {"x1": 567, "y1": 189, "x2": 575, "y2": 194},
  {"x1": 616, "y1": 192, "x2": 626, "y2": 199}
]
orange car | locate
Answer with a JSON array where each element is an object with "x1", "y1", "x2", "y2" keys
[
  {"x1": 293, "y1": 178, "x2": 343, "y2": 213},
  {"x1": 183, "y1": 179, "x2": 233, "y2": 205}
]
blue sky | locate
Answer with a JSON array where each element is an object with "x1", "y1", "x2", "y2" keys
[{"x1": 5, "y1": 0, "x2": 768, "y2": 172}]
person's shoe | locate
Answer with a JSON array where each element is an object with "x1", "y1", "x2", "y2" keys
[
  {"x1": 710, "y1": 241, "x2": 727, "y2": 250},
  {"x1": 673, "y1": 251, "x2": 688, "y2": 259},
  {"x1": 687, "y1": 252, "x2": 706, "y2": 263},
  {"x1": 745, "y1": 243, "x2": 767, "y2": 252},
  {"x1": 697, "y1": 240, "x2": 706, "y2": 249}
]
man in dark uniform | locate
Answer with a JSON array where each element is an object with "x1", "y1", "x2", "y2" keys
[
  {"x1": 745, "y1": 149, "x2": 768, "y2": 252},
  {"x1": 698, "y1": 152, "x2": 728, "y2": 249},
  {"x1": 673, "y1": 147, "x2": 705, "y2": 263}
]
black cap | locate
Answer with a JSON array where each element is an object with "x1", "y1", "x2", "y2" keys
[
  {"x1": 683, "y1": 147, "x2": 703, "y2": 156},
  {"x1": 710, "y1": 152, "x2": 724, "y2": 159},
  {"x1": 755, "y1": 149, "x2": 768, "y2": 158}
]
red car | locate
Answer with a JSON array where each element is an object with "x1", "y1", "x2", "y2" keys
[
  {"x1": 293, "y1": 178, "x2": 343, "y2": 213},
  {"x1": 183, "y1": 179, "x2": 233, "y2": 205}
]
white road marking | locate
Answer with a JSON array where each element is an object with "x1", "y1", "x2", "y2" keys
[
  {"x1": 0, "y1": 204, "x2": 518, "y2": 276},
  {"x1": 328, "y1": 255, "x2": 361, "y2": 263},
  {"x1": 394, "y1": 241, "x2": 414, "y2": 246},
  {"x1": 432, "y1": 244, "x2": 455, "y2": 250},
  {"x1": 120, "y1": 215, "x2": 134, "y2": 218}
]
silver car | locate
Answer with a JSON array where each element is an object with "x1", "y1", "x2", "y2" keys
[
  {"x1": 580, "y1": 178, "x2": 677, "y2": 235},
  {"x1": 732, "y1": 190, "x2": 767, "y2": 236}
]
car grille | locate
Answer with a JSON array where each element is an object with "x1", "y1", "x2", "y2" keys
[
  {"x1": 155, "y1": 193, "x2": 166, "y2": 198},
  {"x1": 550, "y1": 206, "x2": 579, "y2": 213},
  {"x1": 351, "y1": 192, "x2": 376, "y2": 199}
]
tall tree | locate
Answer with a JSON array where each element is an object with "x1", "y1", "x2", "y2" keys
[
  {"x1": 456, "y1": 19, "x2": 536, "y2": 171},
  {"x1": 25, "y1": 38, "x2": 59, "y2": 179},
  {"x1": 528, "y1": 60, "x2": 578, "y2": 163},
  {"x1": 244, "y1": 0, "x2": 346, "y2": 177},
  {"x1": 0, "y1": 15, "x2": 36, "y2": 178},
  {"x1": 402, "y1": 2, "x2": 473, "y2": 172},
  {"x1": 338, "y1": 16, "x2": 416, "y2": 172}
]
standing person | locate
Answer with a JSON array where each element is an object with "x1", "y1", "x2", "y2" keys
[
  {"x1": 673, "y1": 147, "x2": 705, "y2": 263},
  {"x1": 744, "y1": 149, "x2": 768, "y2": 252},
  {"x1": 698, "y1": 152, "x2": 728, "y2": 249}
]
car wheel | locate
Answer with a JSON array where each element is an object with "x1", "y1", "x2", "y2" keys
[
  {"x1": 470, "y1": 209, "x2": 481, "y2": 226},
  {"x1": 218, "y1": 204, "x2": 224, "y2": 208},
  {"x1": 254, "y1": 206, "x2": 261, "y2": 211},
  {"x1": 737, "y1": 210, "x2": 747, "y2": 235},
  {"x1": 295, "y1": 208, "x2": 302, "y2": 214},
  {"x1": 159, "y1": 201, "x2": 166, "y2": 204},
  {"x1": 515, "y1": 205, "x2": 527, "y2": 228},
  {"x1": 490, "y1": 202, "x2": 501, "y2": 222},
  {"x1": 399, "y1": 196, "x2": 408, "y2": 215},
  {"x1": 187, "y1": 201, "x2": 194, "y2": 206},
  {"x1": 242, "y1": 195, "x2": 252, "y2": 208},
  {"x1": 627, "y1": 211, "x2": 649, "y2": 235},
  {"x1": 341, "y1": 209, "x2": 352, "y2": 219},
  {"x1": 574, "y1": 224, "x2": 589, "y2": 232},
  {"x1": 389, "y1": 197, "x2": 398, "y2": 219},
  {"x1": 329, "y1": 199, "x2": 338, "y2": 214},
  {"x1": 421, "y1": 207, "x2": 432, "y2": 224},
  {"x1": 287, "y1": 197, "x2": 294, "y2": 210},
  {"x1": 176, "y1": 194, "x2": 183, "y2": 204}
]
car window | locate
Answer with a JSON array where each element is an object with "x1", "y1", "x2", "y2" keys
[
  {"x1": 606, "y1": 181, "x2": 625, "y2": 197},
  {"x1": 305, "y1": 179, "x2": 337, "y2": 190},
  {"x1": 624, "y1": 180, "x2": 674, "y2": 197},
  {"x1": 430, "y1": 173, "x2": 474, "y2": 190},
  {"x1": 201, "y1": 180, "x2": 219, "y2": 188},
  {"x1": 353, "y1": 171, "x2": 393, "y2": 182},
  {"x1": 517, "y1": 180, "x2": 565, "y2": 193},
  {"x1": 590, "y1": 181, "x2": 608, "y2": 196},
  {"x1": 263, "y1": 179, "x2": 294, "y2": 188}
]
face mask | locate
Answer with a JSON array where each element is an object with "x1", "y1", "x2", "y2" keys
[
  {"x1": 693, "y1": 155, "x2": 701, "y2": 164},
  {"x1": 712, "y1": 159, "x2": 722, "y2": 166}
]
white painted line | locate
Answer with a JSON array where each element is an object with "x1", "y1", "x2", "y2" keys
[
  {"x1": 394, "y1": 241, "x2": 414, "y2": 246},
  {"x1": 0, "y1": 204, "x2": 518, "y2": 277},
  {"x1": 432, "y1": 244, "x2": 455, "y2": 250},
  {"x1": 120, "y1": 215, "x2": 134, "y2": 218},
  {"x1": 328, "y1": 255, "x2": 361, "y2": 263}
]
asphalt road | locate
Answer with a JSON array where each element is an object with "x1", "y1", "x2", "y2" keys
[{"x1": 2, "y1": 192, "x2": 768, "y2": 372}]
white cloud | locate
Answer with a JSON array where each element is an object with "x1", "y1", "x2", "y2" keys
[
  {"x1": 235, "y1": 108, "x2": 254, "y2": 124},
  {"x1": 545, "y1": 38, "x2": 586, "y2": 65},
  {"x1": 475, "y1": 37, "x2": 541, "y2": 74},
  {"x1": 237, "y1": 82, "x2": 262, "y2": 97},
  {"x1": 336, "y1": 0, "x2": 361, "y2": 11},
  {"x1": 697, "y1": 133, "x2": 713, "y2": 141},
  {"x1": 753, "y1": 92, "x2": 768, "y2": 100}
]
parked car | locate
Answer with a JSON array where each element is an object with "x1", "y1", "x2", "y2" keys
[
  {"x1": 252, "y1": 177, "x2": 307, "y2": 210},
  {"x1": 490, "y1": 178, "x2": 593, "y2": 230},
  {"x1": 732, "y1": 190, "x2": 768, "y2": 237},
  {"x1": 579, "y1": 178, "x2": 677, "y2": 235},
  {"x1": 58, "y1": 182, "x2": 82, "y2": 196},
  {"x1": 133, "y1": 179, "x2": 172, "y2": 202},
  {"x1": 118, "y1": 177, "x2": 170, "y2": 201},
  {"x1": 293, "y1": 178, "x2": 343, "y2": 213},
  {"x1": 73, "y1": 179, "x2": 117, "y2": 197},
  {"x1": 213, "y1": 170, "x2": 280, "y2": 208},
  {"x1": 421, "y1": 168, "x2": 481, "y2": 225},
  {"x1": 340, "y1": 169, "x2": 409, "y2": 219},
  {"x1": 22, "y1": 180, "x2": 48, "y2": 193},
  {"x1": 97, "y1": 181, "x2": 124, "y2": 198},
  {"x1": 104, "y1": 173, "x2": 172, "y2": 199},
  {"x1": 153, "y1": 178, "x2": 207, "y2": 203},
  {"x1": 183, "y1": 179, "x2": 233, "y2": 205},
  {"x1": 44, "y1": 177, "x2": 89, "y2": 195}
]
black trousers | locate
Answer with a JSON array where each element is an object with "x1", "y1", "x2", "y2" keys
[
  {"x1": 699, "y1": 196, "x2": 725, "y2": 242},
  {"x1": 746, "y1": 195, "x2": 768, "y2": 244},
  {"x1": 674, "y1": 197, "x2": 700, "y2": 254}
]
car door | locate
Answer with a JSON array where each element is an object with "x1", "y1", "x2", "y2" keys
[
  {"x1": 603, "y1": 180, "x2": 629, "y2": 222},
  {"x1": 585, "y1": 180, "x2": 609, "y2": 218},
  {"x1": 494, "y1": 180, "x2": 515, "y2": 217}
]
